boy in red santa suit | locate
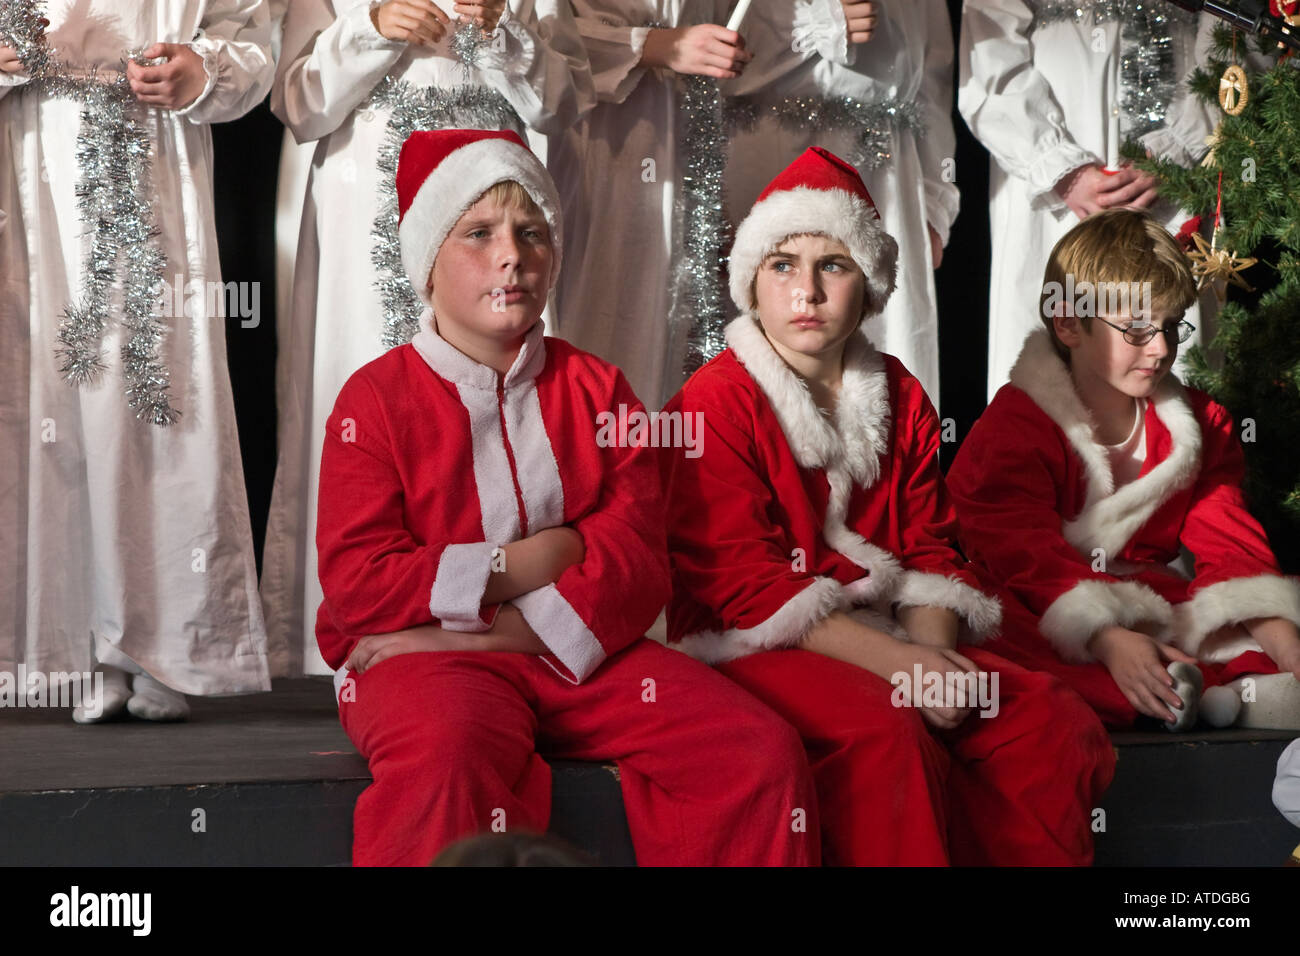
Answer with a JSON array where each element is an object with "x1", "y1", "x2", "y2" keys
[
  {"x1": 315, "y1": 127, "x2": 820, "y2": 867},
  {"x1": 947, "y1": 209, "x2": 1300, "y2": 733},
  {"x1": 661, "y1": 145, "x2": 1115, "y2": 866}
]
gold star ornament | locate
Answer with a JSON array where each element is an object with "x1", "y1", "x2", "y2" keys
[{"x1": 1187, "y1": 232, "x2": 1257, "y2": 302}]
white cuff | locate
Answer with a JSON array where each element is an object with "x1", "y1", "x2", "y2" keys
[
  {"x1": 513, "y1": 583, "x2": 607, "y2": 683},
  {"x1": 175, "y1": 38, "x2": 222, "y2": 119},
  {"x1": 1174, "y1": 575, "x2": 1300, "y2": 662},
  {"x1": 792, "y1": 0, "x2": 855, "y2": 66},
  {"x1": 1039, "y1": 579, "x2": 1174, "y2": 664},
  {"x1": 895, "y1": 571, "x2": 1002, "y2": 644},
  {"x1": 677, "y1": 576, "x2": 845, "y2": 665},
  {"x1": 429, "y1": 541, "x2": 499, "y2": 632}
]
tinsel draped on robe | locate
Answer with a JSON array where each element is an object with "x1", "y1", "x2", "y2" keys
[
  {"x1": 261, "y1": 0, "x2": 593, "y2": 676},
  {"x1": 0, "y1": 0, "x2": 273, "y2": 694}
]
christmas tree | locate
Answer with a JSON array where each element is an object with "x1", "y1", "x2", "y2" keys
[{"x1": 1138, "y1": 14, "x2": 1300, "y2": 572}]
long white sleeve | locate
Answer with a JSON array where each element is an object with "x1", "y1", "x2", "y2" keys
[
  {"x1": 176, "y1": 0, "x2": 275, "y2": 124},
  {"x1": 271, "y1": 0, "x2": 406, "y2": 144},
  {"x1": 1137, "y1": 12, "x2": 1215, "y2": 168},
  {"x1": 473, "y1": 0, "x2": 595, "y2": 134},
  {"x1": 790, "y1": 0, "x2": 853, "y2": 66},
  {"x1": 917, "y1": 0, "x2": 959, "y2": 244},
  {"x1": 958, "y1": 0, "x2": 1098, "y2": 201},
  {"x1": 570, "y1": 1, "x2": 652, "y2": 104}
]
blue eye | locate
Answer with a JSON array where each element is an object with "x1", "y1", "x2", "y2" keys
[
  {"x1": 772, "y1": 261, "x2": 792, "y2": 272},
  {"x1": 822, "y1": 261, "x2": 843, "y2": 272}
]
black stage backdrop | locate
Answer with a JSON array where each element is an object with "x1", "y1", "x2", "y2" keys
[{"x1": 212, "y1": 0, "x2": 992, "y2": 571}]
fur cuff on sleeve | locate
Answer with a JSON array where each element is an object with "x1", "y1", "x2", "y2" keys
[
  {"x1": 1174, "y1": 574, "x2": 1300, "y2": 662},
  {"x1": 1039, "y1": 579, "x2": 1174, "y2": 663},
  {"x1": 894, "y1": 571, "x2": 1003, "y2": 644},
  {"x1": 677, "y1": 576, "x2": 845, "y2": 665}
]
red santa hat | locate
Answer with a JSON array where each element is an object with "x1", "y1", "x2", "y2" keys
[
  {"x1": 397, "y1": 128, "x2": 563, "y2": 304},
  {"x1": 728, "y1": 146, "x2": 897, "y2": 318}
]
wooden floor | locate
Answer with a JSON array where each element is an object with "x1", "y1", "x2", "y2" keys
[{"x1": 1, "y1": 679, "x2": 1296, "y2": 865}]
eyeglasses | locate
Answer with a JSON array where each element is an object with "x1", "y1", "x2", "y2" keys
[{"x1": 1096, "y1": 317, "x2": 1195, "y2": 347}]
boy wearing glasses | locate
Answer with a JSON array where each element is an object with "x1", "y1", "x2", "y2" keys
[{"x1": 948, "y1": 210, "x2": 1300, "y2": 732}]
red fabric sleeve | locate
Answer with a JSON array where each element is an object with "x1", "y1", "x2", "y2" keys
[
  {"x1": 315, "y1": 373, "x2": 467, "y2": 660},
  {"x1": 662, "y1": 379, "x2": 844, "y2": 659},
  {"x1": 947, "y1": 396, "x2": 1172, "y2": 661},
  {"x1": 518, "y1": 371, "x2": 671, "y2": 682},
  {"x1": 1173, "y1": 398, "x2": 1300, "y2": 655},
  {"x1": 885, "y1": 367, "x2": 1001, "y2": 639}
]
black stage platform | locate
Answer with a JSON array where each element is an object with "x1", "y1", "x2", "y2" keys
[{"x1": 1, "y1": 679, "x2": 1294, "y2": 866}]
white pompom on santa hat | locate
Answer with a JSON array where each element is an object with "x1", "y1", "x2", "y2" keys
[
  {"x1": 397, "y1": 128, "x2": 563, "y2": 304},
  {"x1": 728, "y1": 146, "x2": 898, "y2": 318}
]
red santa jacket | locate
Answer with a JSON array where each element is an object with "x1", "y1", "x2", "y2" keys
[
  {"x1": 315, "y1": 312, "x2": 669, "y2": 683},
  {"x1": 947, "y1": 329, "x2": 1300, "y2": 665},
  {"x1": 661, "y1": 315, "x2": 1001, "y2": 663}
]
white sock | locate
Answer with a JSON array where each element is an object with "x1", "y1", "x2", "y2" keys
[
  {"x1": 1164, "y1": 661, "x2": 1203, "y2": 732},
  {"x1": 126, "y1": 672, "x2": 190, "y2": 722},
  {"x1": 72, "y1": 665, "x2": 132, "y2": 724},
  {"x1": 1200, "y1": 684, "x2": 1243, "y2": 728},
  {"x1": 1236, "y1": 673, "x2": 1300, "y2": 731}
]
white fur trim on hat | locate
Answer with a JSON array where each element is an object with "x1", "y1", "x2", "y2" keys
[
  {"x1": 728, "y1": 186, "x2": 898, "y2": 317},
  {"x1": 399, "y1": 137, "x2": 563, "y2": 304}
]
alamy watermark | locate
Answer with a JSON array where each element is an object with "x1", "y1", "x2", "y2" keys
[
  {"x1": 0, "y1": 665, "x2": 105, "y2": 718},
  {"x1": 1041, "y1": 277, "x2": 1153, "y2": 322},
  {"x1": 154, "y1": 273, "x2": 261, "y2": 328},
  {"x1": 890, "y1": 664, "x2": 1001, "y2": 718},
  {"x1": 594, "y1": 404, "x2": 704, "y2": 459}
]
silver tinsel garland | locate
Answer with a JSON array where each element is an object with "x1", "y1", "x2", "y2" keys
[
  {"x1": 1030, "y1": 0, "x2": 1199, "y2": 138},
  {"x1": 725, "y1": 94, "x2": 923, "y2": 172},
  {"x1": 671, "y1": 81, "x2": 923, "y2": 374},
  {"x1": 365, "y1": 78, "x2": 524, "y2": 349},
  {"x1": 672, "y1": 75, "x2": 732, "y2": 375},
  {"x1": 1, "y1": 0, "x2": 179, "y2": 425}
]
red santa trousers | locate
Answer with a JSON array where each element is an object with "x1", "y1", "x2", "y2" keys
[
  {"x1": 339, "y1": 639, "x2": 821, "y2": 866},
  {"x1": 987, "y1": 602, "x2": 1279, "y2": 729},
  {"x1": 715, "y1": 646, "x2": 1116, "y2": 866}
]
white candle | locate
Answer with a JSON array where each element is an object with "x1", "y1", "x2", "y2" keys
[
  {"x1": 1107, "y1": 104, "x2": 1120, "y2": 170},
  {"x1": 726, "y1": 0, "x2": 754, "y2": 32}
]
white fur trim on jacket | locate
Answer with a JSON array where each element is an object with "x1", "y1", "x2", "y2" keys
[
  {"x1": 1039, "y1": 578, "x2": 1175, "y2": 663},
  {"x1": 728, "y1": 186, "x2": 898, "y2": 317},
  {"x1": 1173, "y1": 574, "x2": 1300, "y2": 662},
  {"x1": 1009, "y1": 329, "x2": 1202, "y2": 558},
  {"x1": 399, "y1": 138, "x2": 563, "y2": 304},
  {"x1": 678, "y1": 576, "x2": 846, "y2": 665},
  {"x1": 727, "y1": 315, "x2": 904, "y2": 603},
  {"x1": 895, "y1": 571, "x2": 1003, "y2": 643}
]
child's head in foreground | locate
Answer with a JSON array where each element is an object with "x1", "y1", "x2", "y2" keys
[
  {"x1": 729, "y1": 146, "x2": 898, "y2": 369},
  {"x1": 1039, "y1": 208, "x2": 1198, "y2": 401},
  {"x1": 396, "y1": 128, "x2": 562, "y2": 354}
]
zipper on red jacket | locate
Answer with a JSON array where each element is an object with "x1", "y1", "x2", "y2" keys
[{"x1": 498, "y1": 378, "x2": 530, "y2": 538}]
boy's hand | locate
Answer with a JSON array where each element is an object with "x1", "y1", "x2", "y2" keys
[
  {"x1": 1, "y1": 44, "x2": 27, "y2": 74},
  {"x1": 532, "y1": 525, "x2": 585, "y2": 580},
  {"x1": 126, "y1": 43, "x2": 208, "y2": 109},
  {"x1": 892, "y1": 644, "x2": 982, "y2": 731},
  {"x1": 841, "y1": 1, "x2": 877, "y2": 44},
  {"x1": 347, "y1": 628, "x2": 463, "y2": 674},
  {"x1": 453, "y1": 1, "x2": 506, "y2": 31},
  {"x1": 641, "y1": 25, "x2": 751, "y2": 79},
  {"x1": 1088, "y1": 625, "x2": 1197, "y2": 722},
  {"x1": 371, "y1": 0, "x2": 451, "y2": 47}
]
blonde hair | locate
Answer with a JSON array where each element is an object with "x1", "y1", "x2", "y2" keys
[
  {"x1": 1040, "y1": 208, "x2": 1197, "y2": 359},
  {"x1": 480, "y1": 179, "x2": 542, "y2": 217}
]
